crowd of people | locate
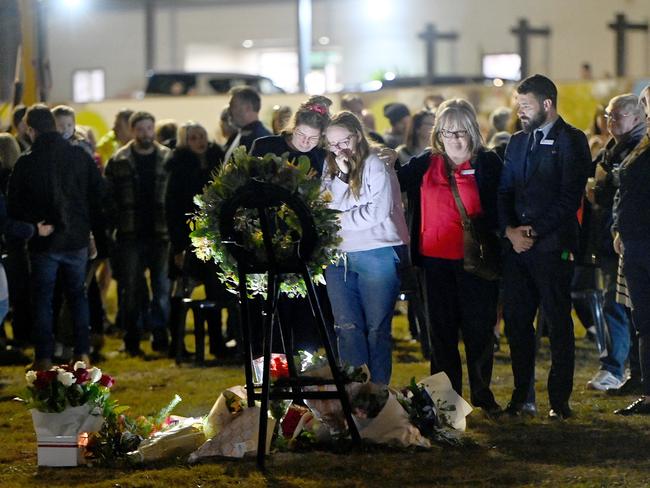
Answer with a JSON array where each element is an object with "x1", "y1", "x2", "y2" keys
[{"x1": 1, "y1": 74, "x2": 649, "y2": 419}]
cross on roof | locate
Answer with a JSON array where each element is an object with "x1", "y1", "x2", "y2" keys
[
  {"x1": 608, "y1": 13, "x2": 648, "y2": 77},
  {"x1": 417, "y1": 23, "x2": 458, "y2": 84},
  {"x1": 510, "y1": 18, "x2": 551, "y2": 79}
]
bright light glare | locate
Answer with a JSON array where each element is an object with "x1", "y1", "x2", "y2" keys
[
  {"x1": 242, "y1": 39, "x2": 254, "y2": 48},
  {"x1": 361, "y1": 80, "x2": 383, "y2": 92},
  {"x1": 318, "y1": 36, "x2": 330, "y2": 46},
  {"x1": 365, "y1": 0, "x2": 391, "y2": 21},
  {"x1": 493, "y1": 78, "x2": 504, "y2": 87},
  {"x1": 305, "y1": 71, "x2": 326, "y2": 95},
  {"x1": 384, "y1": 71, "x2": 396, "y2": 81},
  {"x1": 63, "y1": 0, "x2": 82, "y2": 7}
]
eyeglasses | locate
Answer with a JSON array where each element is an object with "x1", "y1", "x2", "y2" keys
[
  {"x1": 294, "y1": 129, "x2": 321, "y2": 145},
  {"x1": 604, "y1": 112, "x2": 631, "y2": 122},
  {"x1": 439, "y1": 128, "x2": 468, "y2": 139},
  {"x1": 327, "y1": 135, "x2": 353, "y2": 151}
]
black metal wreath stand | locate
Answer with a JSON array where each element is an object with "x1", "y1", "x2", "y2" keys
[{"x1": 219, "y1": 180, "x2": 360, "y2": 470}]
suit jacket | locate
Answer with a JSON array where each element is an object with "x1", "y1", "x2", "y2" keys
[
  {"x1": 397, "y1": 148, "x2": 503, "y2": 265},
  {"x1": 498, "y1": 116, "x2": 591, "y2": 253}
]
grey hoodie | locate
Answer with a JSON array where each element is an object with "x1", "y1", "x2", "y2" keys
[{"x1": 321, "y1": 153, "x2": 409, "y2": 253}]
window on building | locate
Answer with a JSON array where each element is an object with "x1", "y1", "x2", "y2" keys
[
  {"x1": 482, "y1": 53, "x2": 521, "y2": 81},
  {"x1": 72, "y1": 69, "x2": 105, "y2": 103}
]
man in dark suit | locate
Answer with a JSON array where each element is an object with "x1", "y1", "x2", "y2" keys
[{"x1": 498, "y1": 74, "x2": 591, "y2": 420}]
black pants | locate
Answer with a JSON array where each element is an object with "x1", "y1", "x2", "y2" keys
[
  {"x1": 503, "y1": 249, "x2": 575, "y2": 409},
  {"x1": 4, "y1": 244, "x2": 32, "y2": 345},
  {"x1": 421, "y1": 257, "x2": 499, "y2": 407},
  {"x1": 622, "y1": 239, "x2": 650, "y2": 395}
]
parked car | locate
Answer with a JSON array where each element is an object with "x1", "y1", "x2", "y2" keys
[{"x1": 145, "y1": 71, "x2": 285, "y2": 96}]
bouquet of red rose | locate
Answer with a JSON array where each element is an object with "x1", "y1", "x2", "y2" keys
[
  {"x1": 18, "y1": 361, "x2": 115, "y2": 466},
  {"x1": 20, "y1": 361, "x2": 114, "y2": 414}
]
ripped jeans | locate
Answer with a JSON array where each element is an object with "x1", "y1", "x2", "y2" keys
[{"x1": 325, "y1": 245, "x2": 404, "y2": 385}]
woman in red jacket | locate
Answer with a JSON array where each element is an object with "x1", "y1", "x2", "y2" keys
[{"x1": 397, "y1": 99, "x2": 503, "y2": 415}]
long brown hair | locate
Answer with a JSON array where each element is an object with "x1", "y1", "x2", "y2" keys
[{"x1": 325, "y1": 111, "x2": 371, "y2": 199}]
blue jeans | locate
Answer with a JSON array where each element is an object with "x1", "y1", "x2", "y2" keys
[
  {"x1": 600, "y1": 255, "x2": 631, "y2": 379},
  {"x1": 31, "y1": 248, "x2": 89, "y2": 360},
  {"x1": 325, "y1": 245, "x2": 403, "y2": 385},
  {"x1": 115, "y1": 240, "x2": 170, "y2": 352}
]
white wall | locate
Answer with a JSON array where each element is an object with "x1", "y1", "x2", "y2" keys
[
  {"x1": 47, "y1": 4, "x2": 145, "y2": 102},
  {"x1": 46, "y1": 0, "x2": 650, "y2": 101}
]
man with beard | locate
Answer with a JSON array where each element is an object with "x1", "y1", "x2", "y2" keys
[
  {"x1": 104, "y1": 111, "x2": 172, "y2": 356},
  {"x1": 498, "y1": 75, "x2": 591, "y2": 420}
]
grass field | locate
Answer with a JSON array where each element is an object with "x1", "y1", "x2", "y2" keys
[{"x1": 1, "y1": 303, "x2": 649, "y2": 488}]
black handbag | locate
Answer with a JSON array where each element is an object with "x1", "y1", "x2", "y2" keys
[{"x1": 446, "y1": 162, "x2": 501, "y2": 281}]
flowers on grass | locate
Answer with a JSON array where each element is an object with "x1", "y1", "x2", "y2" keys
[{"x1": 19, "y1": 362, "x2": 115, "y2": 413}]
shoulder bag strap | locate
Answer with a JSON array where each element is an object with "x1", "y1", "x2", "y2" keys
[{"x1": 445, "y1": 157, "x2": 471, "y2": 230}]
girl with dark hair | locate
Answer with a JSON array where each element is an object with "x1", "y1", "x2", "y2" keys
[
  {"x1": 321, "y1": 111, "x2": 409, "y2": 385},
  {"x1": 251, "y1": 95, "x2": 333, "y2": 175}
]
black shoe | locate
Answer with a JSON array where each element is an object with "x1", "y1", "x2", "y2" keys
[
  {"x1": 614, "y1": 397, "x2": 650, "y2": 416},
  {"x1": 607, "y1": 377, "x2": 643, "y2": 397},
  {"x1": 151, "y1": 330, "x2": 169, "y2": 352},
  {"x1": 476, "y1": 400, "x2": 502, "y2": 417},
  {"x1": 548, "y1": 403, "x2": 573, "y2": 420},
  {"x1": 124, "y1": 346, "x2": 145, "y2": 358},
  {"x1": 169, "y1": 346, "x2": 194, "y2": 361},
  {"x1": 502, "y1": 401, "x2": 537, "y2": 418}
]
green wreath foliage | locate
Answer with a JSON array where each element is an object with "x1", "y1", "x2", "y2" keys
[{"x1": 190, "y1": 146, "x2": 341, "y2": 297}]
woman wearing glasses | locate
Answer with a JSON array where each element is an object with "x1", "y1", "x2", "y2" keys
[
  {"x1": 397, "y1": 99, "x2": 503, "y2": 415},
  {"x1": 251, "y1": 95, "x2": 332, "y2": 176},
  {"x1": 321, "y1": 111, "x2": 409, "y2": 385}
]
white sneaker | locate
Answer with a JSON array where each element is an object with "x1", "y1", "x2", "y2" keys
[{"x1": 587, "y1": 370, "x2": 623, "y2": 391}]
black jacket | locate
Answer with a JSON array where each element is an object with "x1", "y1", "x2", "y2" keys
[
  {"x1": 0, "y1": 192, "x2": 34, "y2": 244},
  {"x1": 165, "y1": 143, "x2": 225, "y2": 255},
  {"x1": 498, "y1": 117, "x2": 591, "y2": 253},
  {"x1": 226, "y1": 120, "x2": 271, "y2": 152},
  {"x1": 7, "y1": 131, "x2": 105, "y2": 253},
  {"x1": 613, "y1": 135, "x2": 650, "y2": 242},
  {"x1": 250, "y1": 135, "x2": 326, "y2": 176},
  {"x1": 397, "y1": 148, "x2": 503, "y2": 265},
  {"x1": 590, "y1": 123, "x2": 646, "y2": 257}
]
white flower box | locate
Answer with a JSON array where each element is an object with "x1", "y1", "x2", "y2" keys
[
  {"x1": 36, "y1": 435, "x2": 84, "y2": 467},
  {"x1": 31, "y1": 405, "x2": 104, "y2": 467}
]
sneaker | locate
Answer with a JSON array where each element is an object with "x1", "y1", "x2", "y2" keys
[{"x1": 587, "y1": 370, "x2": 623, "y2": 391}]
